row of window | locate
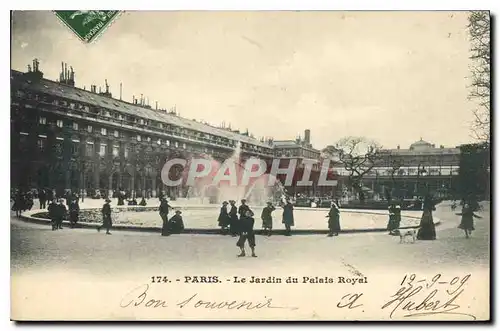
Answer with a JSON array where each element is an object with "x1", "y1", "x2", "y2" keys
[
  {"x1": 19, "y1": 132, "x2": 215, "y2": 158},
  {"x1": 17, "y1": 89, "x2": 272, "y2": 153}
]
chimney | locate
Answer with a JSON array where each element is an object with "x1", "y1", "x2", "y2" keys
[
  {"x1": 105, "y1": 79, "x2": 109, "y2": 93},
  {"x1": 119, "y1": 83, "x2": 122, "y2": 100},
  {"x1": 99, "y1": 86, "x2": 102, "y2": 94},
  {"x1": 155, "y1": 101, "x2": 158, "y2": 110},
  {"x1": 304, "y1": 129, "x2": 311, "y2": 144},
  {"x1": 397, "y1": 145, "x2": 400, "y2": 149},
  {"x1": 61, "y1": 62, "x2": 64, "y2": 80},
  {"x1": 64, "y1": 63, "x2": 67, "y2": 80}
]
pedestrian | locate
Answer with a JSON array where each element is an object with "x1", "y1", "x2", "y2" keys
[
  {"x1": 69, "y1": 199, "x2": 80, "y2": 228},
  {"x1": 139, "y1": 197, "x2": 147, "y2": 206},
  {"x1": 38, "y1": 188, "x2": 47, "y2": 209},
  {"x1": 12, "y1": 191, "x2": 24, "y2": 217},
  {"x1": 229, "y1": 200, "x2": 239, "y2": 237},
  {"x1": 160, "y1": 197, "x2": 173, "y2": 236},
  {"x1": 456, "y1": 203, "x2": 482, "y2": 239},
  {"x1": 386, "y1": 203, "x2": 401, "y2": 235},
  {"x1": 166, "y1": 210, "x2": 185, "y2": 235},
  {"x1": 47, "y1": 199, "x2": 58, "y2": 230},
  {"x1": 282, "y1": 199, "x2": 294, "y2": 236},
  {"x1": 327, "y1": 201, "x2": 341, "y2": 237},
  {"x1": 238, "y1": 199, "x2": 250, "y2": 218},
  {"x1": 98, "y1": 199, "x2": 112, "y2": 235},
  {"x1": 261, "y1": 201, "x2": 275, "y2": 236},
  {"x1": 236, "y1": 209, "x2": 257, "y2": 257},
  {"x1": 217, "y1": 201, "x2": 230, "y2": 234},
  {"x1": 417, "y1": 194, "x2": 437, "y2": 240},
  {"x1": 56, "y1": 199, "x2": 67, "y2": 230}
]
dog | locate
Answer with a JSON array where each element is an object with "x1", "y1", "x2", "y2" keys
[{"x1": 394, "y1": 228, "x2": 417, "y2": 244}]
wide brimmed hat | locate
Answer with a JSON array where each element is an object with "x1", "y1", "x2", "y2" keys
[
  {"x1": 105, "y1": 199, "x2": 111, "y2": 203},
  {"x1": 229, "y1": 200, "x2": 236, "y2": 204},
  {"x1": 395, "y1": 205, "x2": 401, "y2": 209},
  {"x1": 266, "y1": 201, "x2": 273, "y2": 205},
  {"x1": 241, "y1": 199, "x2": 246, "y2": 203},
  {"x1": 175, "y1": 210, "x2": 182, "y2": 214},
  {"x1": 222, "y1": 201, "x2": 228, "y2": 205}
]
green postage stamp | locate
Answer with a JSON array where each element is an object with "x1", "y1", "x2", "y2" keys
[{"x1": 54, "y1": 10, "x2": 121, "y2": 43}]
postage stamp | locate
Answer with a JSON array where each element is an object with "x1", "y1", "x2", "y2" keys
[
  {"x1": 54, "y1": 10, "x2": 121, "y2": 43},
  {"x1": 10, "y1": 10, "x2": 491, "y2": 321}
]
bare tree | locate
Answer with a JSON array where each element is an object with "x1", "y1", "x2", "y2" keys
[
  {"x1": 467, "y1": 11, "x2": 490, "y2": 143},
  {"x1": 322, "y1": 136, "x2": 382, "y2": 201}
]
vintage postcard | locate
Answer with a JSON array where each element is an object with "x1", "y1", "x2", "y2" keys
[{"x1": 10, "y1": 10, "x2": 491, "y2": 321}]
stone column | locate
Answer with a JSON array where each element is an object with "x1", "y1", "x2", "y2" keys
[
  {"x1": 65, "y1": 168, "x2": 71, "y2": 193},
  {"x1": 151, "y1": 177, "x2": 157, "y2": 198},
  {"x1": 118, "y1": 172, "x2": 123, "y2": 190},
  {"x1": 108, "y1": 174, "x2": 113, "y2": 199},
  {"x1": 142, "y1": 175, "x2": 146, "y2": 198},
  {"x1": 130, "y1": 175, "x2": 135, "y2": 198}
]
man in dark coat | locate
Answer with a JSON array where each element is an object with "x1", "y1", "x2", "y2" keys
[
  {"x1": 166, "y1": 210, "x2": 185, "y2": 235},
  {"x1": 69, "y1": 199, "x2": 80, "y2": 228},
  {"x1": 282, "y1": 199, "x2": 294, "y2": 236},
  {"x1": 229, "y1": 200, "x2": 239, "y2": 237},
  {"x1": 327, "y1": 201, "x2": 341, "y2": 237},
  {"x1": 55, "y1": 199, "x2": 67, "y2": 230},
  {"x1": 238, "y1": 199, "x2": 250, "y2": 218},
  {"x1": 98, "y1": 199, "x2": 112, "y2": 234},
  {"x1": 47, "y1": 199, "x2": 58, "y2": 230},
  {"x1": 261, "y1": 202, "x2": 275, "y2": 236},
  {"x1": 160, "y1": 197, "x2": 173, "y2": 236},
  {"x1": 217, "y1": 201, "x2": 230, "y2": 234},
  {"x1": 38, "y1": 188, "x2": 47, "y2": 209},
  {"x1": 236, "y1": 209, "x2": 257, "y2": 257}
]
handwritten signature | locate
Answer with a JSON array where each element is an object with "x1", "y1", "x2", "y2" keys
[
  {"x1": 381, "y1": 274, "x2": 476, "y2": 320},
  {"x1": 120, "y1": 284, "x2": 298, "y2": 311}
]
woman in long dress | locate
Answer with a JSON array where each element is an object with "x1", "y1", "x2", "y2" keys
[
  {"x1": 417, "y1": 195, "x2": 437, "y2": 240},
  {"x1": 456, "y1": 203, "x2": 482, "y2": 238},
  {"x1": 327, "y1": 201, "x2": 341, "y2": 237},
  {"x1": 217, "y1": 201, "x2": 230, "y2": 234},
  {"x1": 282, "y1": 199, "x2": 294, "y2": 236}
]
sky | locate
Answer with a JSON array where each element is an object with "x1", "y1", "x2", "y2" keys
[{"x1": 11, "y1": 11, "x2": 478, "y2": 150}]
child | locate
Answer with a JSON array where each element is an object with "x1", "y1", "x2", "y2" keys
[
  {"x1": 261, "y1": 202, "x2": 275, "y2": 236},
  {"x1": 456, "y1": 203, "x2": 482, "y2": 238},
  {"x1": 236, "y1": 210, "x2": 257, "y2": 257}
]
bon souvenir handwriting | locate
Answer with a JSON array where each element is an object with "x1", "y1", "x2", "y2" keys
[{"x1": 120, "y1": 284, "x2": 298, "y2": 311}]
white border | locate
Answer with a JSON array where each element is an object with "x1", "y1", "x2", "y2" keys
[{"x1": 4, "y1": 1, "x2": 499, "y2": 330}]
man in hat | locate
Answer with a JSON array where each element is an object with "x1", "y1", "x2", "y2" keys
[
  {"x1": 55, "y1": 199, "x2": 67, "y2": 230},
  {"x1": 98, "y1": 198, "x2": 112, "y2": 234},
  {"x1": 159, "y1": 196, "x2": 173, "y2": 235},
  {"x1": 229, "y1": 200, "x2": 239, "y2": 237},
  {"x1": 238, "y1": 199, "x2": 250, "y2": 218},
  {"x1": 217, "y1": 201, "x2": 230, "y2": 234},
  {"x1": 69, "y1": 197, "x2": 80, "y2": 228},
  {"x1": 237, "y1": 209, "x2": 257, "y2": 257},
  {"x1": 167, "y1": 210, "x2": 185, "y2": 235},
  {"x1": 261, "y1": 201, "x2": 276, "y2": 236}
]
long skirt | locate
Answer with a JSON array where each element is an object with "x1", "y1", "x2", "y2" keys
[
  {"x1": 328, "y1": 217, "x2": 341, "y2": 232},
  {"x1": 417, "y1": 210, "x2": 436, "y2": 240},
  {"x1": 458, "y1": 216, "x2": 475, "y2": 231}
]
